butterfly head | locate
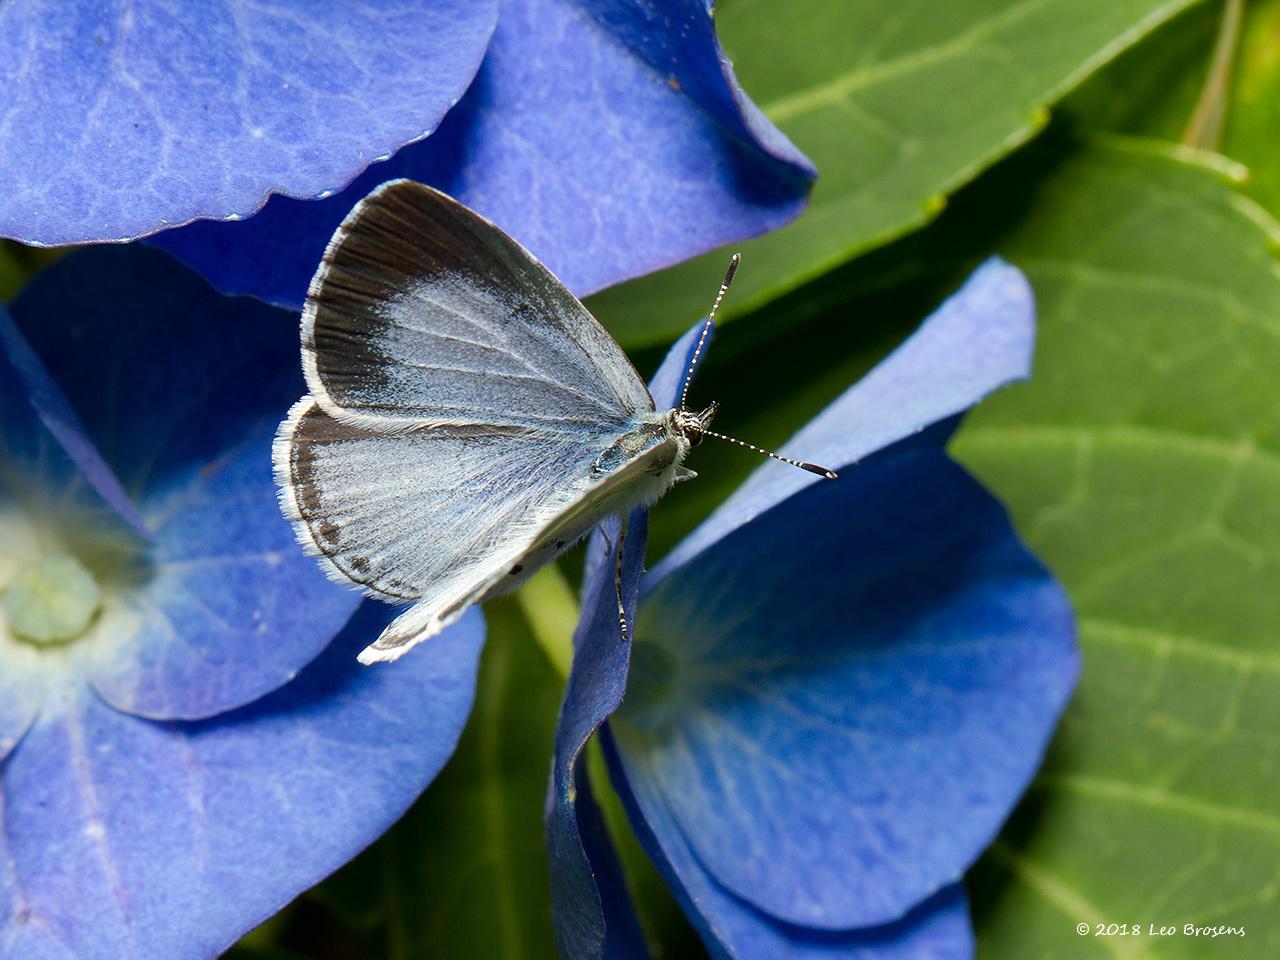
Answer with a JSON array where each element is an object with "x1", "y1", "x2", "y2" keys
[{"x1": 672, "y1": 401, "x2": 719, "y2": 447}]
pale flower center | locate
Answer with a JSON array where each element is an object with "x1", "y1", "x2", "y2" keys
[{"x1": 2, "y1": 553, "x2": 102, "y2": 645}]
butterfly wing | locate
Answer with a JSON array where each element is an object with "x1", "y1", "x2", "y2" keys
[
  {"x1": 301, "y1": 179, "x2": 654, "y2": 431},
  {"x1": 276, "y1": 399, "x2": 676, "y2": 663}
]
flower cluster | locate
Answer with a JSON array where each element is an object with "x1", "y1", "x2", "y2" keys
[
  {"x1": 1, "y1": 1, "x2": 822, "y2": 952},
  {"x1": 0, "y1": 3, "x2": 1076, "y2": 958}
]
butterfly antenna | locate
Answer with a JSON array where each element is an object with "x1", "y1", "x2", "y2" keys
[
  {"x1": 679, "y1": 253, "x2": 740, "y2": 410},
  {"x1": 695, "y1": 427, "x2": 838, "y2": 480}
]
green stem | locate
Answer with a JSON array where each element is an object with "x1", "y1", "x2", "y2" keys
[
  {"x1": 511, "y1": 563, "x2": 579, "y2": 679},
  {"x1": 1182, "y1": 0, "x2": 1245, "y2": 150}
]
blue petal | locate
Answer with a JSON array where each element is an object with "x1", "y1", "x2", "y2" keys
[
  {"x1": 613, "y1": 451, "x2": 1077, "y2": 929},
  {"x1": 0, "y1": 605, "x2": 484, "y2": 960},
  {"x1": 0, "y1": 643, "x2": 41, "y2": 765},
  {"x1": 546, "y1": 322, "x2": 708, "y2": 959},
  {"x1": 549, "y1": 752, "x2": 650, "y2": 960},
  {"x1": 573, "y1": 0, "x2": 814, "y2": 175},
  {"x1": 654, "y1": 259, "x2": 1034, "y2": 582},
  {"x1": 548, "y1": 509, "x2": 651, "y2": 960},
  {"x1": 0, "y1": 311, "x2": 145, "y2": 537},
  {"x1": 0, "y1": 1, "x2": 496, "y2": 245},
  {"x1": 1, "y1": 307, "x2": 143, "y2": 761},
  {"x1": 152, "y1": 0, "x2": 814, "y2": 307},
  {"x1": 604, "y1": 729, "x2": 975, "y2": 960},
  {"x1": 11, "y1": 247, "x2": 359, "y2": 719},
  {"x1": 0, "y1": 655, "x2": 42, "y2": 772}
]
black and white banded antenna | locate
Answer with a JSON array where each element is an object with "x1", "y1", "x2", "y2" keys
[
  {"x1": 695, "y1": 427, "x2": 837, "y2": 480},
  {"x1": 679, "y1": 254, "x2": 838, "y2": 482},
  {"x1": 679, "y1": 253, "x2": 739, "y2": 411}
]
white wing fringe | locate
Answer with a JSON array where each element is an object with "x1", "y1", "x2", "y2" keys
[{"x1": 356, "y1": 599, "x2": 462, "y2": 665}]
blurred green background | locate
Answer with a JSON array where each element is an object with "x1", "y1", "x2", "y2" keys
[{"x1": 5, "y1": 0, "x2": 1277, "y2": 956}]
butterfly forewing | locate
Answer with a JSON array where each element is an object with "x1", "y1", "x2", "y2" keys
[{"x1": 302, "y1": 179, "x2": 653, "y2": 430}]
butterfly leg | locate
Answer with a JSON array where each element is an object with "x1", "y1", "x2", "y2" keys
[{"x1": 615, "y1": 514, "x2": 629, "y2": 643}]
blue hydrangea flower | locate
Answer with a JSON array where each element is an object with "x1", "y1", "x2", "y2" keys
[
  {"x1": 548, "y1": 259, "x2": 1080, "y2": 959},
  {"x1": 0, "y1": 246, "x2": 484, "y2": 959},
  {"x1": 1, "y1": 0, "x2": 815, "y2": 310}
]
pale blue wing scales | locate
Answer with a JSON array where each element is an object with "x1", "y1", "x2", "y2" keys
[
  {"x1": 276, "y1": 398, "x2": 599, "y2": 595},
  {"x1": 275, "y1": 400, "x2": 665, "y2": 662},
  {"x1": 301, "y1": 179, "x2": 654, "y2": 431}
]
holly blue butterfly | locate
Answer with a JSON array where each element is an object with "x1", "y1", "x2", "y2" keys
[{"x1": 274, "y1": 180, "x2": 832, "y2": 664}]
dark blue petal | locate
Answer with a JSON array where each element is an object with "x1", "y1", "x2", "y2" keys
[
  {"x1": 573, "y1": 0, "x2": 813, "y2": 175},
  {"x1": 0, "y1": 1, "x2": 496, "y2": 245},
  {"x1": 152, "y1": 0, "x2": 814, "y2": 307},
  {"x1": 546, "y1": 322, "x2": 707, "y2": 959},
  {"x1": 604, "y1": 730, "x2": 975, "y2": 960},
  {"x1": 614, "y1": 451, "x2": 1077, "y2": 929},
  {"x1": 653, "y1": 259, "x2": 1034, "y2": 582},
  {"x1": 0, "y1": 311, "x2": 145, "y2": 537},
  {"x1": 0, "y1": 605, "x2": 484, "y2": 960},
  {"x1": 12, "y1": 247, "x2": 359, "y2": 719},
  {"x1": 549, "y1": 741, "x2": 650, "y2": 960}
]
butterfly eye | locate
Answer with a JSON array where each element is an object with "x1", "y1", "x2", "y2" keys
[{"x1": 688, "y1": 432, "x2": 704, "y2": 448}]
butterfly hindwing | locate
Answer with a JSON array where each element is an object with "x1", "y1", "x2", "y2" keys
[
  {"x1": 276, "y1": 399, "x2": 679, "y2": 661},
  {"x1": 278, "y1": 398, "x2": 594, "y2": 592}
]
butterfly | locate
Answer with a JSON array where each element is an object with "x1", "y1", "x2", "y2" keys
[{"x1": 274, "y1": 180, "x2": 833, "y2": 664}]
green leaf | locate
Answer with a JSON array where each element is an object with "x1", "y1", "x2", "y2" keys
[
  {"x1": 588, "y1": 0, "x2": 1203, "y2": 347},
  {"x1": 0, "y1": 246, "x2": 22, "y2": 304},
  {"x1": 312, "y1": 604, "x2": 564, "y2": 960},
  {"x1": 1062, "y1": 2, "x2": 1217, "y2": 140},
  {"x1": 0, "y1": 241, "x2": 60, "y2": 304},
  {"x1": 948, "y1": 140, "x2": 1280, "y2": 957}
]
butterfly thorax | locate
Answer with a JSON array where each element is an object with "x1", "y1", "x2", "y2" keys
[
  {"x1": 589, "y1": 409, "x2": 693, "y2": 503},
  {"x1": 482, "y1": 411, "x2": 690, "y2": 602}
]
